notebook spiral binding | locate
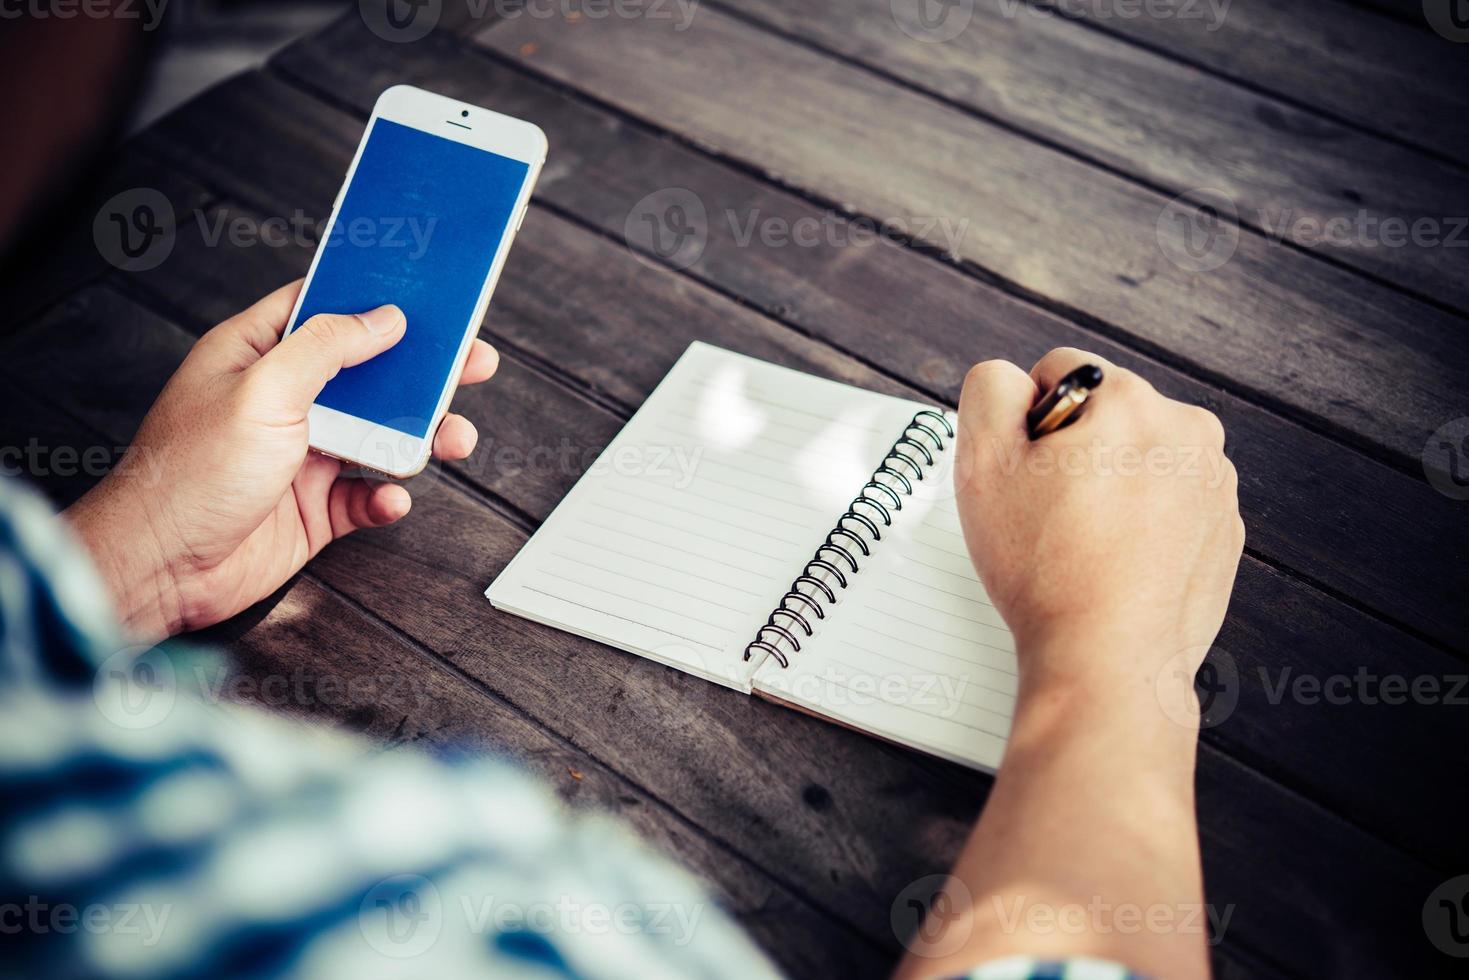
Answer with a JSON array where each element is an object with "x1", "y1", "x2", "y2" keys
[{"x1": 743, "y1": 409, "x2": 956, "y2": 669}]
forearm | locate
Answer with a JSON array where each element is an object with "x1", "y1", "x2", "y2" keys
[{"x1": 895, "y1": 641, "x2": 1208, "y2": 980}]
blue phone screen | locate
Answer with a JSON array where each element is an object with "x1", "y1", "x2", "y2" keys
[{"x1": 291, "y1": 118, "x2": 530, "y2": 437}]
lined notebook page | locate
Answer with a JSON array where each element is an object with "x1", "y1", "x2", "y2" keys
[
  {"x1": 752, "y1": 416, "x2": 1019, "y2": 771},
  {"x1": 487, "y1": 342, "x2": 928, "y2": 692}
]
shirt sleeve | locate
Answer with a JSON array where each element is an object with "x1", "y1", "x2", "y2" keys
[{"x1": 0, "y1": 477, "x2": 780, "y2": 980}]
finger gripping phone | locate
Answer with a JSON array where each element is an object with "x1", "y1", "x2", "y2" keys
[{"x1": 284, "y1": 84, "x2": 546, "y2": 477}]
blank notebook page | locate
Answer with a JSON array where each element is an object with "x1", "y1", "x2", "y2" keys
[
  {"x1": 752, "y1": 421, "x2": 1019, "y2": 771},
  {"x1": 487, "y1": 342, "x2": 928, "y2": 691}
]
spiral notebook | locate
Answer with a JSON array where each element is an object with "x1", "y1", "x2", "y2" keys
[{"x1": 486, "y1": 343, "x2": 1017, "y2": 770}]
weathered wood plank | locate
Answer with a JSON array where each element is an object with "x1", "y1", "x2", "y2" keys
[
  {"x1": 223, "y1": 44, "x2": 1469, "y2": 653},
  {"x1": 1038, "y1": 0, "x2": 1469, "y2": 162},
  {"x1": 126, "y1": 74, "x2": 1469, "y2": 879},
  {"x1": 0, "y1": 378, "x2": 113, "y2": 508},
  {"x1": 466, "y1": 6, "x2": 1468, "y2": 468},
  {"x1": 2, "y1": 288, "x2": 193, "y2": 433},
  {"x1": 0, "y1": 146, "x2": 213, "y2": 336},
  {"x1": 115, "y1": 182, "x2": 1459, "y2": 976},
  {"x1": 709, "y1": 0, "x2": 1469, "y2": 310},
  {"x1": 1337, "y1": 0, "x2": 1434, "y2": 25}
]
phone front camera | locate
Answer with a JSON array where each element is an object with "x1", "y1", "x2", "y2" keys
[{"x1": 461, "y1": 110, "x2": 469, "y2": 118}]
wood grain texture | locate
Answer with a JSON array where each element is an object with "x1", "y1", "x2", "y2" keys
[
  {"x1": 266, "y1": 22, "x2": 1469, "y2": 651},
  {"x1": 1034, "y1": 0, "x2": 1469, "y2": 162},
  {"x1": 0, "y1": 146, "x2": 213, "y2": 335},
  {"x1": 99, "y1": 151, "x2": 1460, "y2": 976},
  {"x1": 711, "y1": 0, "x2": 1469, "y2": 310},
  {"x1": 468, "y1": 6, "x2": 1469, "y2": 468},
  {"x1": 0, "y1": 383, "x2": 114, "y2": 508}
]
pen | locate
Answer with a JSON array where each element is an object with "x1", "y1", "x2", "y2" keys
[{"x1": 1026, "y1": 364, "x2": 1104, "y2": 439}]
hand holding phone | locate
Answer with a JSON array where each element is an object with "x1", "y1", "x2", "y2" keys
[
  {"x1": 65, "y1": 86, "x2": 545, "y2": 641},
  {"x1": 285, "y1": 85, "x2": 547, "y2": 477},
  {"x1": 65, "y1": 282, "x2": 502, "y2": 643}
]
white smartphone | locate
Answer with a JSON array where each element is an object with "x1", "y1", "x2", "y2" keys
[{"x1": 283, "y1": 84, "x2": 546, "y2": 478}]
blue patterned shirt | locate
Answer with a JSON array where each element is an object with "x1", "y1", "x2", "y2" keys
[{"x1": 0, "y1": 477, "x2": 1140, "y2": 979}]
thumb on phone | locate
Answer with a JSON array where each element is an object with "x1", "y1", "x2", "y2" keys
[{"x1": 250, "y1": 305, "x2": 407, "y2": 411}]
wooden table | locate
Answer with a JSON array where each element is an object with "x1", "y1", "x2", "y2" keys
[{"x1": 2, "y1": 2, "x2": 1466, "y2": 976}]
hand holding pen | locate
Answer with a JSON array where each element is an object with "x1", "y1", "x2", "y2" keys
[{"x1": 1026, "y1": 364, "x2": 1104, "y2": 439}]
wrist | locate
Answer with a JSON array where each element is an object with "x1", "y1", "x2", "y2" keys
[
  {"x1": 1012, "y1": 627, "x2": 1204, "y2": 753},
  {"x1": 65, "y1": 477, "x2": 185, "y2": 643}
]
